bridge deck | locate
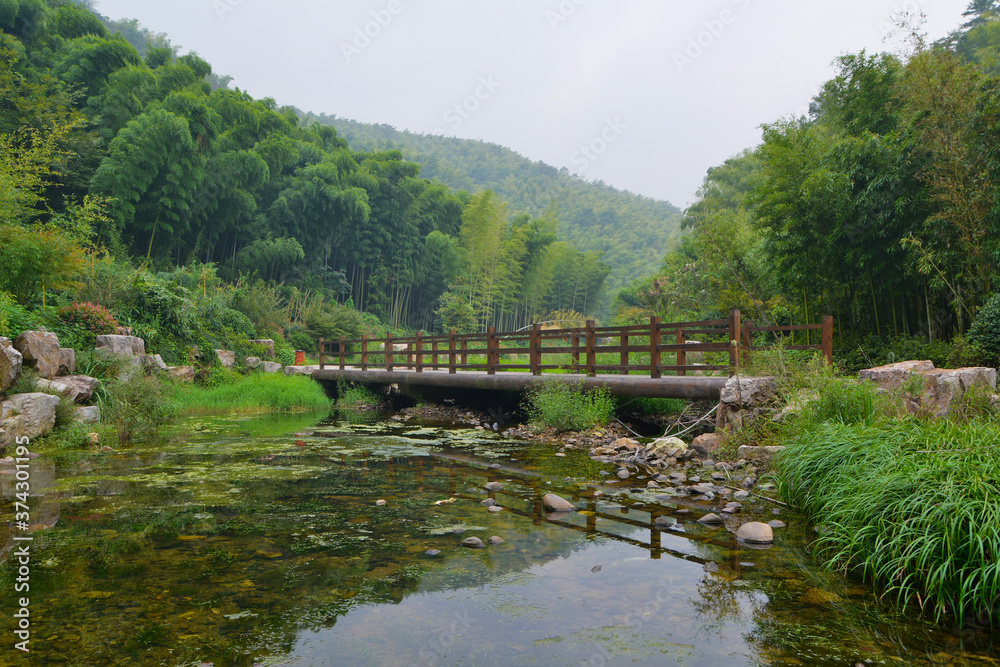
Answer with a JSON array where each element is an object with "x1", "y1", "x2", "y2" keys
[{"x1": 311, "y1": 367, "x2": 728, "y2": 401}]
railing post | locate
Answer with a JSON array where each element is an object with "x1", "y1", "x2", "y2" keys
[
  {"x1": 572, "y1": 332, "x2": 580, "y2": 371},
  {"x1": 361, "y1": 335, "x2": 368, "y2": 371},
  {"x1": 530, "y1": 323, "x2": 541, "y2": 376},
  {"x1": 650, "y1": 316, "x2": 661, "y2": 379},
  {"x1": 339, "y1": 336, "x2": 346, "y2": 370},
  {"x1": 741, "y1": 321, "x2": 752, "y2": 366},
  {"x1": 432, "y1": 339, "x2": 439, "y2": 370},
  {"x1": 386, "y1": 333, "x2": 394, "y2": 372},
  {"x1": 318, "y1": 337, "x2": 325, "y2": 370},
  {"x1": 449, "y1": 330, "x2": 457, "y2": 374},
  {"x1": 415, "y1": 331, "x2": 423, "y2": 373},
  {"x1": 822, "y1": 315, "x2": 834, "y2": 367},
  {"x1": 728, "y1": 310, "x2": 742, "y2": 373},
  {"x1": 621, "y1": 330, "x2": 629, "y2": 376},
  {"x1": 586, "y1": 320, "x2": 596, "y2": 377},
  {"x1": 486, "y1": 327, "x2": 497, "y2": 375},
  {"x1": 676, "y1": 327, "x2": 686, "y2": 376},
  {"x1": 461, "y1": 339, "x2": 468, "y2": 366}
]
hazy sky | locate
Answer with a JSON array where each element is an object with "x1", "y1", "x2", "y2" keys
[{"x1": 95, "y1": 0, "x2": 970, "y2": 208}]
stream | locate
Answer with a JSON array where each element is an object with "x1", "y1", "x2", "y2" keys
[{"x1": 0, "y1": 410, "x2": 997, "y2": 666}]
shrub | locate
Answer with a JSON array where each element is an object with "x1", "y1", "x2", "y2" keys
[
  {"x1": 969, "y1": 294, "x2": 1000, "y2": 366},
  {"x1": 58, "y1": 301, "x2": 119, "y2": 334},
  {"x1": 334, "y1": 380, "x2": 382, "y2": 410},
  {"x1": 523, "y1": 381, "x2": 615, "y2": 432},
  {"x1": 98, "y1": 369, "x2": 175, "y2": 444}
]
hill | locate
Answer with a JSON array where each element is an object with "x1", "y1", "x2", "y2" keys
[{"x1": 297, "y1": 113, "x2": 683, "y2": 296}]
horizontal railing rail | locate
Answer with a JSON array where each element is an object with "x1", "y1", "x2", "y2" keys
[{"x1": 318, "y1": 310, "x2": 833, "y2": 376}]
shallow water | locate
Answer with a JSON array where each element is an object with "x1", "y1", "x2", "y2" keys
[{"x1": 1, "y1": 411, "x2": 998, "y2": 666}]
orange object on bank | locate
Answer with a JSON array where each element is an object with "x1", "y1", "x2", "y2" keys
[{"x1": 294, "y1": 350, "x2": 305, "y2": 365}]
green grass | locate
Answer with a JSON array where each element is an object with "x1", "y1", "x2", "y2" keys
[
  {"x1": 171, "y1": 373, "x2": 331, "y2": 415},
  {"x1": 777, "y1": 411, "x2": 1000, "y2": 626},
  {"x1": 334, "y1": 381, "x2": 383, "y2": 410},
  {"x1": 523, "y1": 380, "x2": 615, "y2": 432}
]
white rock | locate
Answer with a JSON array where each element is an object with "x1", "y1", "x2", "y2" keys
[
  {"x1": 0, "y1": 337, "x2": 23, "y2": 392},
  {"x1": 736, "y1": 522, "x2": 774, "y2": 544},
  {"x1": 721, "y1": 375, "x2": 778, "y2": 407},
  {"x1": 14, "y1": 331, "x2": 62, "y2": 379},
  {"x1": 542, "y1": 493, "x2": 575, "y2": 512},
  {"x1": 0, "y1": 393, "x2": 61, "y2": 442},
  {"x1": 95, "y1": 334, "x2": 146, "y2": 357},
  {"x1": 246, "y1": 356, "x2": 262, "y2": 369},
  {"x1": 263, "y1": 362, "x2": 282, "y2": 374},
  {"x1": 215, "y1": 349, "x2": 235, "y2": 369}
]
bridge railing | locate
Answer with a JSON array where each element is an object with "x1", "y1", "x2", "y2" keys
[{"x1": 318, "y1": 310, "x2": 833, "y2": 376}]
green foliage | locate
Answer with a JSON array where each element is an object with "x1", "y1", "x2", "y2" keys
[
  {"x1": 58, "y1": 301, "x2": 118, "y2": 340},
  {"x1": 777, "y1": 418, "x2": 1000, "y2": 626},
  {"x1": 98, "y1": 369, "x2": 175, "y2": 444},
  {"x1": 523, "y1": 381, "x2": 615, "y2": 432},
  {"x1": 968, "y1": 292, "x2": 1000, "y2": 364},
  {"x1": 334, "y1": 380, "x2": 383, "y2": 411},
  {"x1": 0, "y1": 224, "x2": 86, "y2": 304},
  {"x1": 171, "y1": 373, "x2": 330, "y2": 415}
]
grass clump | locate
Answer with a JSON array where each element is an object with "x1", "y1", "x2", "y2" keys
[
  {"x1": 777, "y1": 416, "x2": 1000, "y2": 626},
  {"x1": 523, "y1": 380, "x2": 615, "y2": 432},
  {"x1": 334, "y1": 381, "x2": 383, "y2": 411},
  {"x1": 99, "y1": 369, "x2": 176, "y2": 444},
  {"x1": 171, "y1": 373, "x2": 330, "y2": 416}
]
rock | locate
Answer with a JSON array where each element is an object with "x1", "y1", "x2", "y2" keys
[
  {"x1": 0, "y1": 393, "x2": 60, "y2": 446},
  {"x1": 737, "y1": 445, "x2": 786, "y2": 460},
  {"x1": 711, "y1": 472, "x2": 728, "y2": 482},
  {"x1": 58, "y1": 376, "x2": 100, "y2": 404},
  {"x1": 95, "y1": 334, "x2": 145, "y2": 357},
  {"x1": 698, "y1": 513, "x2": 724, "y2": 524},
  {"x1": 375, "y1": 499, "x2": 387, "y2": 506},
  {"x1": 645, "y1": 436, "x2": 689, "y2": 459},
  {"x1": 114, "y1": 326, "x2": 133, "y2": 336},
  {"x1": 616, "y1": 469, "x2": 630, "y2": 479},
  {"x1": 554, "y1": 452, "x2": 566, "y2": 457},
  {"x1": 461, "y1": 537, "x2": 484, "y2": 549},
  {"x1": 283, "y1": 365, "x2": 318, "y2": 376},
  {"x1": 75, "y1": 406, "x2": 100, "y2": 424},
  {"x1": 691, "y1": 432, "x2": 724, "y2": 457},
  {"x1": 0, "y1": 337, "x2": 23, "y2": 392},
  {"x1": 481, "y1": 498, "x2": 497, "y2": 507},
  {"x1": 144, "y1": 354, "x2": 167, "y2": 372},
  {"x1": 721, "y1": 375, "x2": 778, "y2": 408},
  {"x1": 215, "y1": 350, "x2": 235, "y2": 369},
  {"x1": 647, "y1": 481, "x2": 659, "y2": 488},
  {"x1": 168, "y1": 366, "x2": 196, "y2": 383},
  {"x1": 734, "y1": 490, "x2": 750, "y2": 500},
  {"x1": 424, "y1": 549, "x2": 441, "y2": 556},
  {"x1": 88, "y1": 432, "x2": 99, "y2": 445},
  {"x1": 250, "y1": 339, "x2": 276, "y2": 357},
  {"x1": 34, "y1": 377, "x2": 70, "y2": 397},
  {"x1": 246, "y1": 357, "x2": 262, "y2": 369},
  {"x1": 14, "y1": 331, "x2": 62, "y2": 379},
  {"x1": 653, "y1": 516, "x2": 676, "y2": 528},
  {"x1": 859, "y1": 360, "x2": 935, "y2": 388},
  {"x1": 57, "y1": 348, "x2": 75, "y2": 376},
  {"x1": 262, "y1": 361, "x2": 282, "y2": 374},
  {"x1": 703, "y1": 561, "x2": 720, "y2": 572},
  {"x1": 487, "y1": 536, "x2": 504, "y2": 545},
  {"x1": 736, "y1": 522, "x2": 774, "y2": 544},
  {"x1": 689, "y1": 483, "x2": 717, "y2": 495},
  {"x1": 611, "y1": 437, "x2": 640, "y2": 451},
  {"x1": 484, "y1": 482, "x2": 503, "y2": 491},
  {"x1": 768, "y1": 520, "x2": 786, "y2": 529},
  {"x1": 487, "y1": 506, "x2": 503, "y2": 512},
  {"x1": 542, "y1": 493, "x2": 575, "y2": 512}
]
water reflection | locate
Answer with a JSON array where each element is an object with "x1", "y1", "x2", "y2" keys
[{"x1": 0, "y1": 412, "x2": 996, "y2": 666}]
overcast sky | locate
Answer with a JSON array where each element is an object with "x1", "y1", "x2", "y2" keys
[{"x1": 95, "y1": 0, "x2": 970, "y2": 208}]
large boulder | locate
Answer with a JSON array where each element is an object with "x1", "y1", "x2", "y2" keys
[
  {"x1": 736, "y1": 522, "x2": 774, "y2": 544},
  {"x1": 717, "y1": 375, "x2": 778, "y2": 431},
  {"x1": 144, "y1": 354, "x2": 168, "y2": 372},
  {"x1": 0, "y1": 392, "x2": 61, "y2": 442},
  {"x1": 57, "y1": 348, "x2": 76, "y2": 376},
  {"x1": 96, "y1": 335, "x2": 145, "y2": 357},
  {"x1": 250, "y1": 339, "x2": 276, "y2": 357},
  {"x1": 167, "y1": 366, "x2": 195, "y2": 383},
  {"x1": 644, "y1": 436, "x2": 689, "y2": 459},
  {"x1": 14, "y1": 331, "x2": 62, "y2": 379},
  {"x1": 74, "y1": 405, "x2": 100, "y2": 424},
  {"x1": 858, "y1": 360, "x2": 935, "y2": 388},
  {"x1": 215, "y1": 349, "x2": 235, "y2": 369},
  {"x1": 246, "y1": 356, "x2": 262, "y2": 370},
  {"x1": 283, "y1": 365, "x2": 318, "y2": 376},
  {"x1": 691, "y1": 432, "x2": 724, "y2": 457},
  {"x1": 0, "y1": 337, "x2": 23, "y2": 393},
  {"x1": 37, "y1": 375, "x2": 99, "y2": 404},
  {"x1": 263, "y1": 362, "x2": 282, "y2": 374}
]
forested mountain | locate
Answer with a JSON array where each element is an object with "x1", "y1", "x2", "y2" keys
[
  {"x1": 297, "y1": 113, "x2": 683, "y2": 297},
  {"x1": 622, "y1": 0, "x2": 1000, "y2": 368},
  {"x1": 0, "y1": 0, "x2": 616, "y2": 338}
]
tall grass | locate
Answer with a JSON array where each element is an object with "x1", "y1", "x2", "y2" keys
[
  {"x1": 777, "y1": 415, "x2": 1000, "y2": 626},
  {"x1": 523, "y1": 381, "x2": 615, "y2": 432},
  {"x1": 171, "y1": 373, "x2": 331, "y2": 415}
]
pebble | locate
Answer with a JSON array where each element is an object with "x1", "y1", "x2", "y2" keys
[
  {"x1": 698, "y1": 513, "x2": 724, "y2": 525},
  {"x1": 484, "y1": 482, "x2": 503, "y2": 491},
  {"x1": 461, "y1": 537, "x2": 485, "y2": 549},
  {"x1": 481, "y1": 498, "x2": 497, "y2": 507},
  {"x1": 739, "y1": 562, "x2": 756, "y2": 568},
  {"x1": 425, "y1": 550, "x2": 441, "y2": 556},
  {"x1": 489, "y1": 463, "x2": 501, "y2": 469},
  {"x1": 487, "y1": 506, "x2": 503, "y2": 513},
  {"x1": 488, "y1": 536, "x2": 504, "y2": 545},
  {"x1": 646, "y1": 481, "x2": 659, "y2": 488},
  {"x1": 599, "y1": 470, "x2": 610, "y2": 476},
  {"x1": 768, "y1": 520, "x2": 786, "y2": 529},
  {"x1": 703, "y1": 561, "x2": 720, "y2": 572},
  {"x1": 734, "y1": 491, "x2": 750, "y2": 500},
  {"x1": 616, "y1": 469, "x2": 630, "y2": 479},
  {"x1": 375, "y1": 500, "x2": 386, "y2": 506},
  {"x1": 554, "y1": 453, "x2": 566, "y2": 457}
]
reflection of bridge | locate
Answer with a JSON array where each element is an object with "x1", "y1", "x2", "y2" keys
[
  {"x1": 314, "y1": 436, "x2": 743, "y2": 564},
  {"x1": 313, "y1": 310, "x2": 832, "y2": 401}
]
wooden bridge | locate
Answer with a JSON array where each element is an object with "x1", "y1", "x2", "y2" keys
[{"x1": 312, "y1": 310, "x2": 832, "y2": 401}]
